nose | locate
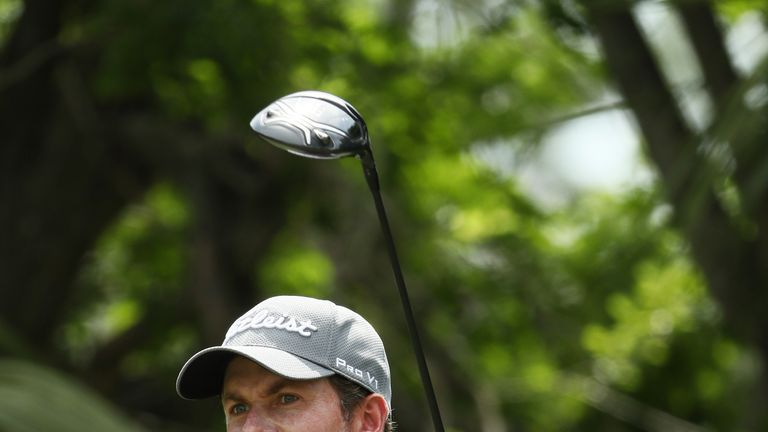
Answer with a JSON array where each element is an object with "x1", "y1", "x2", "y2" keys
[{"x1": 238, "y1": 411, "x2": 277, "y2": 432}]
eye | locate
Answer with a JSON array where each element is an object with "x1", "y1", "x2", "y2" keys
[
  {"x1": 230, "y1": 403, "x2": 249, "y2": 415},
  {"x1": 279, "y1": 394, "x2": 299, "y2": 405}
]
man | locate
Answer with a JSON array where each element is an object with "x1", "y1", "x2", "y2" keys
[{"x1": 177, "y1": 295, "x2": 394, "y2": 431}]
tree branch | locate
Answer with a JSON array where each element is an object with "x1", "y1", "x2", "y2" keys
[
  {"x1": 583, "y1": 3, "x2": 697, "y2": 203},
  {"x1": 676, "y1": 1, "x2": 739, "y2": 110}
]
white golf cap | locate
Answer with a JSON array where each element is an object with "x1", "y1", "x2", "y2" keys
[{"x1": 176, "y1": 295, "x2": 391, "y2": 407}]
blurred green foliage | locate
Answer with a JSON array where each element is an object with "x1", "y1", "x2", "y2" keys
[
  {"x1": 2, "y1": 0, "x2": 767, "y2": 431},
  {"x1": 0, "y1": 359, "x2": 146, "y2": 432}
]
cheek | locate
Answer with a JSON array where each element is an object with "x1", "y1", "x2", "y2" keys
[
  {"x1": 304, "y1": 397, "x2": 346, "y2": 430},
  {"x1": 224, "y1": 414, "x2": 245, "y2": 432}
]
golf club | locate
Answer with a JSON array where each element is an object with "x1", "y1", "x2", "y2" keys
[{"x1": 250, "y1": 90, "x2": 445, "y2": 432}]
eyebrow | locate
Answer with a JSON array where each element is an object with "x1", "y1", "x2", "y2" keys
[
  {"x1": 221, "y1": 376, "x2": 297, "y2": 403},
  {"x1": 264, "y1": 377, "x2": 292, "y2": 397},
  {"x1": 221, "y1": 391, "x2": 245, "y2": 404}
]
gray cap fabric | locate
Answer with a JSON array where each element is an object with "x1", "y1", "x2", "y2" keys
[{"x1": 176, "y1": 295, "x2": 391, "y2": 408}]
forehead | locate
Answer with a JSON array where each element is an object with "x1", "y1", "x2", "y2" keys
[
  {"x1": 224, "y1": 356, "x2": 274, "y2": 381},
  {"x1": 222, "y1": 356, "x2": 336, "y2": 399}
]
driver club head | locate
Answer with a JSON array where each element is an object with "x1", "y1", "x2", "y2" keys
[{"x1": 250, "y1": 90, "x2": 370, "y2": 159}]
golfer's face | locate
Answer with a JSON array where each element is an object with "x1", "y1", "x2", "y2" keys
[{"x1": 221, "y1": 356, "x2": 348, "y2": 432}]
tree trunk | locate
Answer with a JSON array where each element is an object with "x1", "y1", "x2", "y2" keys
[{"x1": 582, "y1": 0, "x2": 768, "y2": 388}]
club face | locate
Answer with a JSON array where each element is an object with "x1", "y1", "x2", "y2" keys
[{"x1": 250, "y1": 91, "x2": 370, "y2": 159}]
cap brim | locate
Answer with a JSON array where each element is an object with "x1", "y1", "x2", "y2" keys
[{"x1": 176, "y1": 345, "x2": 335, "y2": 400}]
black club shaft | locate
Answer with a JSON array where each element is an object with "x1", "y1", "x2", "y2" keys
[{"x1": 360, "y1": 150, "x2": 445, "y2": 432}]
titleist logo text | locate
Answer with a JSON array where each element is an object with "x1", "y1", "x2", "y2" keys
[{"x1": 225, "y1": 309, "x2": 318, "y2": 340}]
